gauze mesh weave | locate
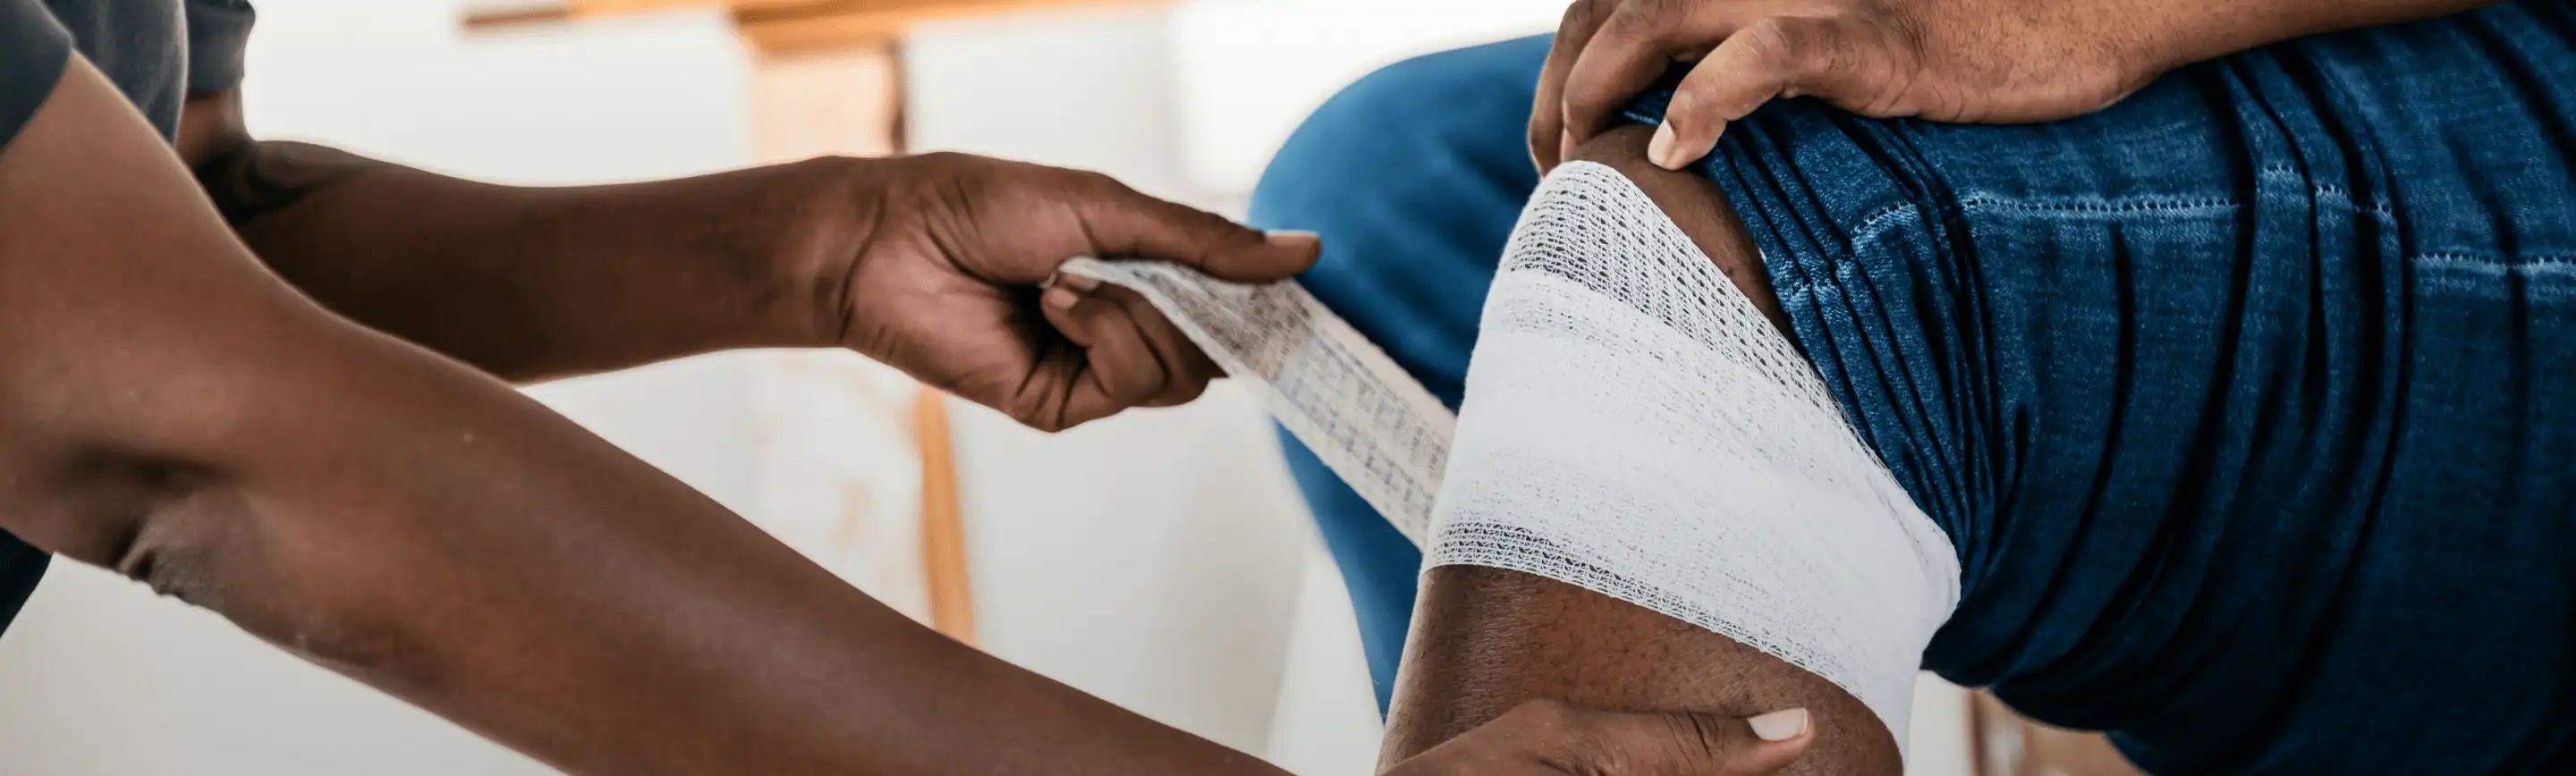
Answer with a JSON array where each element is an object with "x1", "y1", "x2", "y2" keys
[
  {"x1": 1430, "y1": 161, "x2": 1958, "y2": 745},
  {"x1": 1057, "y1": 161, "x2": 1957, "y2": 751},
  {"x1": 1056, "y1": 256, "x2": 1454, "y2": 544}
]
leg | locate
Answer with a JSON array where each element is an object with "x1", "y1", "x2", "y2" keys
[
  {"x1": 1246, "y1": 35, "x2": 1551, "y2": 712},
  {"x1": 1388, "y1": 127, "x2": 1906, "y2": 774}
]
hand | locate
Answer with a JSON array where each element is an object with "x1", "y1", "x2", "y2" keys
[
  {"x1": 1382, "y1": 700, "x2": 1815, "y2": 775},
  {"x1": 1530, "y1": 0, "x2": 2174, "y2": 173},
  {"x1": 813, "y1": 152, "x2": 1318, "y2": 431}
]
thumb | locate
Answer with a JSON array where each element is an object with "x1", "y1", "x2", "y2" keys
[
  {"x1": 1066, "y1": 173, "x2": 1320, "y2": 283},
  {"x1": 1593, "y1": 707, "x2": 1815, "y2": 775}
]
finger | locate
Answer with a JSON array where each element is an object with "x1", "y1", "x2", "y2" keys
[
  {"x1": 1068, "y1": 173, "x2": 1320, "y2": 283},
  {"x1": 1531, "y1": 0, "x2": 1614, "y2": 172},
  {"x1": 1560, "y1": 0, "x2": 1741, "y2": 152},
  {"x1": 1081, "y1": 283, "x2": 1220, "y2": 408},
  {"x1": 1650, "y1": 16, "x2": 1863, "y2": 170},
  {"x1": 1593, "y1": 707, "x2": 1814, "y2": 775},
  {"x1": 1038, "y1": 278, "x2": 1165, "y2": 426}
]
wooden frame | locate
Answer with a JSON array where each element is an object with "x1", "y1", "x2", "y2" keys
[{"x1": 466, "y1": 0, "x2": 1165, "y2": 53}]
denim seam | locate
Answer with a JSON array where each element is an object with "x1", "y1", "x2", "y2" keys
[
  {"x1": 2413, "y1": 252, "x2": 2576, "y2": 269},
  {"x1": 1956, "y1": 195, "x2": 2241, "y2": 217},
  {"x1": 1848, "y1": 202, "x2": 1927, "y2": 246}
]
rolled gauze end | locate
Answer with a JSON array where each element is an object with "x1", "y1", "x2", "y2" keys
[{"x1": 1057, "y1": 256, "x2": 1453, "y2": 544}]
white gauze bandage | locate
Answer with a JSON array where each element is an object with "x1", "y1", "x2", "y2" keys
[{"x1": 1059, "y1": 161, "x2": 1957, "y2": 751}]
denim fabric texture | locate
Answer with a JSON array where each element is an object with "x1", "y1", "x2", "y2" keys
[{"x1": 1250, "y1": 4, "x2": 2576, "y2": 772}]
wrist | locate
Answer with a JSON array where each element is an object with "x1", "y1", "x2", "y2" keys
[
  {"x1": 2123, "y1": 0, "x2": 2488, "y2": 74},
  {"x1": 733, "y1": 156, "x2": 889, "y2": 350}
]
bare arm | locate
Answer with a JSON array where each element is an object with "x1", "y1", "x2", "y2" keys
[
  {"x1": 1383, "y1": 125, "x2": 1900, "y2": 776},
  {"x1": 3, "y1": 56, "x2": 1285, "y2": 776},
  {"x1": 2148, "y1": 0, "x2": 2508, "y2": 68},
  {"x1": 175, "y1": 90, "x2": 842, "y2": 383}
]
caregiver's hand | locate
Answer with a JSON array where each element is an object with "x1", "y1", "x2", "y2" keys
[
  {"x1": 822, "y1": 152, "x2": 1318, "y2": 431},
  {"x1": 1530, "y1": 0, "x2": 2507, "y2": 173},
  {"x1": 1381, "y1": 700, "x2": 1814, "y2": 775}
]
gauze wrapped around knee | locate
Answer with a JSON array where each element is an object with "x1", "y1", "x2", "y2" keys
[
  {"x1": 1432, "y1": 161, "x2": 1958, "y2": 744},
  {"x1": 1060, "y1": 161, "x2": 1957, "y2": 751}
]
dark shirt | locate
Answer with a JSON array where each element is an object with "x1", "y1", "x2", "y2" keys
[{"x1": 0, "y1": 0, "x2": 254, "y2": 635}]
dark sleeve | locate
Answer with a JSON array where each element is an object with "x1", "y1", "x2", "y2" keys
[
  {"x1": 0, "y1": 0, "x2": 73, "y2": 152},
  {"x1": 186, "y1": 0, "x2": 254, "y2": 94},
  {"x1": 0, "y1": 0, "x2": 63, "y2": 624}
]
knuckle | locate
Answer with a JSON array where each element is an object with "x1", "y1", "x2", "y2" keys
[
  {"x1": 1603, "y1": 0, "x2": 1684, "y2": 50},
  {"x1": 911, "y1": 150, "x2": 977, "y2": 170},
  {"x1": 1011, "y1": 401, "x2": 1071, "y2": 434},
  {"x1": 1615, "y1": 0, "x2": 1682, "y2": 29},
  {"x1": 1158, "y1": 377, "x2": 1212, "y2": 407},
  {"x1": 1560, "y1": 0, "x2": 1606, "y2": 31},
  {"x1": 1658, "y1": 713, "x2": 1733, "y2": 775},
  {"x1": 1509, "y1": 697, "x2": 1582, "y2": 730},
  {"x1": 1072, "y1": 168, "x2": 1131, "y2": 198},
  {"x1": 1739, "y1": 18, "x2": 1801, "y2": 63}
]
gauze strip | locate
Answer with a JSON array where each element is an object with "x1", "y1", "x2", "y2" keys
[
  {"x1": 1059, "y1": 161, "x2": 1957, "y2": 752},
  {"x1": 1057, "y1": 256, "x2": 1453, "y2": 543}
]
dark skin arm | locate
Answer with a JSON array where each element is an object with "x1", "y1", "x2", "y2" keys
[
  {"x1": 181, "y1": 83, "x2": 1341, "y2": 431},
  {"x1": 5, "y1": 57, "x2": 1290, "y2": 776},
  {"x1": 1531, "y1": 0, "x2": 2509, "y2": 172},
  {"x1": 27, "y1": 57, "x2": 1811, "y2": 776},
  {"x1": 1382, "y1": 125, "x2": 1899, "y2": 776},
  {"x1": 177, "y1": 89, "x2": 1259, "y2": 430},
  {"x1": 177, "y1": 90, "x2": 826, "y2": 383}
]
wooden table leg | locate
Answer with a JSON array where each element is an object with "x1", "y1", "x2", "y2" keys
[{"x1": 746, "y1": 35, "x2": 978, "y2": 645}]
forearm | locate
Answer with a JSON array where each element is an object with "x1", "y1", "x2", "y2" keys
[
  {"x1": 192, "y1": 132, "x2": 848, "y2": 382},
  {"x1": 135, "y1": 319, "x2": 1275, "y2": 776},
  {"x1": 2139, "y1": 0, "x2": 2505, "y2": 68},
  {"x1": 10, "y1": 59, "x2": 1277, "y2": 776}
]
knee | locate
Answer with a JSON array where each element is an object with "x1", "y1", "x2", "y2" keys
[{"x1": 1249, "y1": 37, "x2": 1548, "y2": 229}]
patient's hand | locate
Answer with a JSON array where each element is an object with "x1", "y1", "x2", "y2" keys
[
  {"x1": 1530, "y1": 0, "x2": 2503, "y2": 172},
  {"x1": 1385, "y1": 568, "x2": 1902, "y2": 775},
  {"x1": 1530, "y1": 0, "x2": 2166, "y2": 172},
  {"x1": 1381, "y1": 128, "x2": 1902, "y2": 776},
  {"x1": 1383, "y1": 698, "x2": 1813, "y2": 775}
]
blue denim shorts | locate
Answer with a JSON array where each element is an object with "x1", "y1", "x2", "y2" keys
[{"x1": 1253, "y1": 3, "x2": 2576, "y2": 772}]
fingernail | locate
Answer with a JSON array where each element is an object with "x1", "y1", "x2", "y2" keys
[
  {"x1": 1042, "y1": 284, "x2": 1083, "y2": 312},
  {"x1": 1748, "y1": 709, "x2": 1809, "y2": 741},
  {"x1": 1648, "y1": 122, "x2": 1682, "y2": 170},
  {"x1": 1265, "y1": 230, "x2": 1321, "y2": 250},
  {"x1": 1055, "y1": 273, "x2": 1101, "y2": 294}
]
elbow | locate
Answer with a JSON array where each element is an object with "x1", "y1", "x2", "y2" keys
[
  {"x1": 108, "y1": 460, "x2": 420, "y2": 680},
  {"x1": 94, "y1": 455, "x2": 254, "y2": 612},
  {"x1": 0, "y1": 443, "x2": 419, "y2": 680}
]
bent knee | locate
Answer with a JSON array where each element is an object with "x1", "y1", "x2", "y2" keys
[{"x1": 1562, "y1": 125, "x2": 1788, "y2": 332}]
